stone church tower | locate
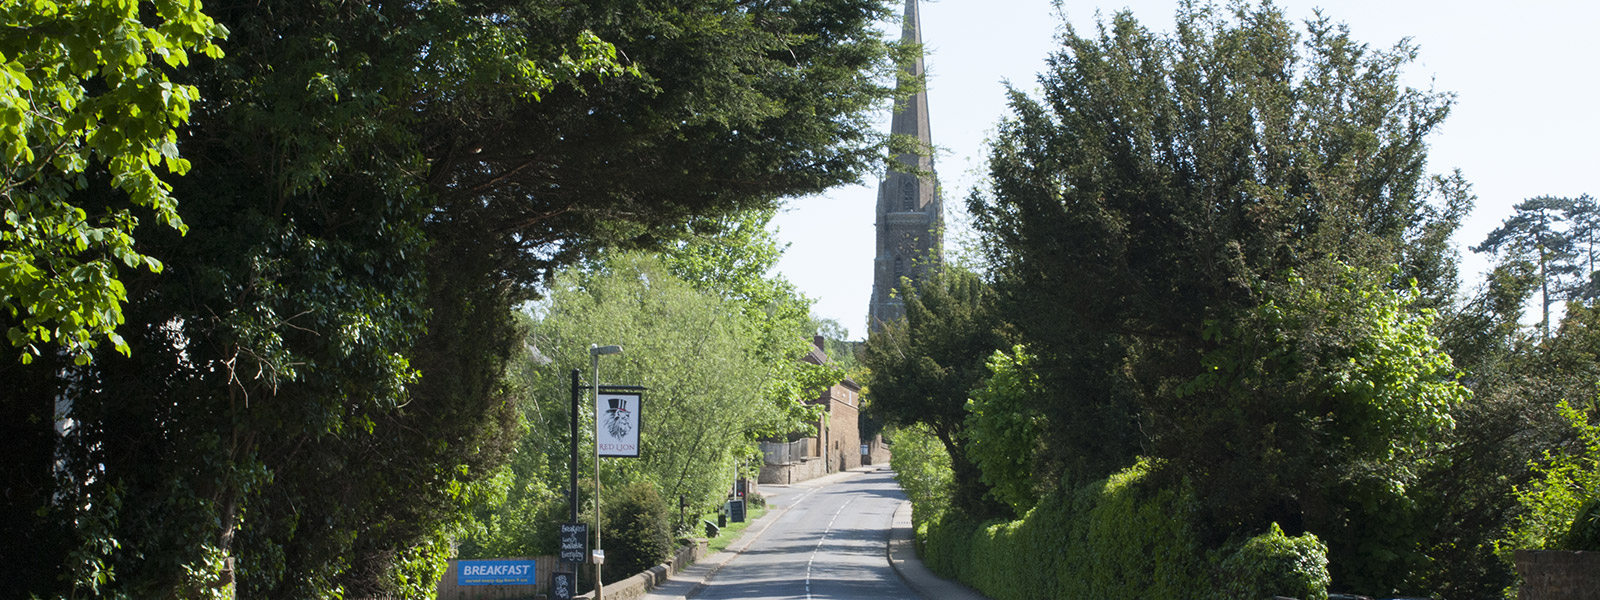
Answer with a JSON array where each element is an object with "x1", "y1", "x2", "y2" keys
[{"x1": 869, "y1": 0, "x2": 943, "y2": 330}]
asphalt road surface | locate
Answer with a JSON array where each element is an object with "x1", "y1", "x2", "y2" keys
[{"x1": 688, "y1": 469, "x2": 921, "y2": 600}]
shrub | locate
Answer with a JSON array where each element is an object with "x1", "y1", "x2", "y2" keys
[
  {"x1": 890, "y1": 424, "x2": 955, "y2": 531},
  {"x1": 1504, "y1": 401, "x2": 1600, "y2": 554},
  {"x1": 913, "y1": 460, "x2": 1331, "y2": 600},
  {"x1": 1221, "y1": 523, "x2": 1331, "y2": 600},
  {"x1": 603, "y1": 481, "x2": 672, "y2": 584},
  {"x1": 1561, "y1": 497, "x2": 1600, "y2": 551}
]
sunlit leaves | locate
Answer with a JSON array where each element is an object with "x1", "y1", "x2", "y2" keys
[{"x1": 0, "y1": 0, "x2": 227, "y2": 363}]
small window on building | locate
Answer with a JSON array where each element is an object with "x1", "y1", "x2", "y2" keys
[
  {"x1": 894, "y1": 256, "x2": 905, "y2": 278},
  {"x1": 900, "y1": 178, "x2": 915, "y2": 211}
]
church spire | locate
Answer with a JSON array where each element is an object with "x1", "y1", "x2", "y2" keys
[{"x1": 868, "y1": 0, "x2": 943, "y2": 331}]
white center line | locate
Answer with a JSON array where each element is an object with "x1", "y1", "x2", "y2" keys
[{"x1": 805, "y1": 497, "x2": 857, "y2": 600}]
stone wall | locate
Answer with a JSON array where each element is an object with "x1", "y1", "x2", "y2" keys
[
  {"x1": 1516, "y1": 550, "x2": 1600, "y2": 599},
  {"x1": 825, "y1": 383, "x2": 861, "y2": 473},
  {"x1": 862, "y1": 434, "x2": 891, "y2": 466},
  {"x1": 759, "y1": 455, "x2": 827, "y2": 485}
]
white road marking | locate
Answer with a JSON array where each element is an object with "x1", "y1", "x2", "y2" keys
[{"x1": 805, "y1": 496, "x2": 857, "y2": 600}]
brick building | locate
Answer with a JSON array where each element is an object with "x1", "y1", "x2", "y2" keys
[
  {"x1": 758, "y1": 336, "x2": 866, "y2": 484},
  {"x1": 803, "y1": 335, "x2": 862, "y2": 474}
]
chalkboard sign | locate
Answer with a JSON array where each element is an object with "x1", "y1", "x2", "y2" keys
[
  {"x1": 558, "y1": 523, "x2": 588, "y2": 564},
  {"x1": 550, "y1": 571, "x2": 575, "y2": 600},
  {"x1": 728, "y1": 499, "x2": 746, "y2": 523}
]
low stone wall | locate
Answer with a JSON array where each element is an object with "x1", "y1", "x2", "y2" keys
[
  {"x1": 1516, "y1": 550, "x2": 1600, "y2": 599},
  {"x1": 759, "y1": 456, "x2": 827, "y2": 485},
  {"x1": 576, "y1": 538, "x2": 707, "y2": 600}
]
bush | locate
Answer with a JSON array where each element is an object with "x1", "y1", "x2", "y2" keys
[
  {"x1": 1505, "y1": 401, "x2": 1600, "y2": 554},
  {"x1": 1562, "y1": 497, "x2": 1600, "y2": 551},
  {"x1": 912, "y1": 460, "x2": 1330, "y2": 600},
  {"x1": 890, "y1": 424, "x2": 954, "y2": 531},
  {"x1": 1222, "y1": 523, "x2": 1331, "y2": 600},
  {"x1": 603, "y1": 481, "x2": 673, "y2": 584}
]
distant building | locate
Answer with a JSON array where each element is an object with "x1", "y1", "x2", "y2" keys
[
  {"x1": 869, "y1": 0, "x2": 943, "y2": 330},
  {"x1": 758, "y1": 336, "x2": 869, "y2": 484},
  {"x1": 802, "y1": 335, "x2": 862, "y2": 474}
]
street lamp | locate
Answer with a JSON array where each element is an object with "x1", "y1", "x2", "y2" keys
[{"x1": 589, "y1": 344, "x2": 622, "y2": 600}]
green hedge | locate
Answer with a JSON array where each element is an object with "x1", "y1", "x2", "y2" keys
[{"x1": 916, "y1": 460, "x2": 1328, "y2": 600}]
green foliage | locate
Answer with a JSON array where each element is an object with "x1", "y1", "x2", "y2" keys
[
  {"x1": 0, "y1": 0, "x2": 226, "y2": 363},
  {"x1": 970, "y1": 0, "x2": 1466, "y2": 490},
  {"x1": 865, "y1": 266, "x2": 1012, "y2": 518},
  {"x1": 602, "y1": 481, "x2": 673, "y2": 585},
  {"x1": 1561, "y1": 497, "x2": 1600, "y2": 552},
  {"x1": 1, "y1": 0, "x2": 904, "y2": 596},
  {"x1": 537, "y1": 252, "x2": 796, "y2": 510},
  {"x1": 1473, "y1": 197, "x2": 1583, "y2": 338},
  {"x1": 889, "y1": 424, "x2": 954, "y2": 531},
  {"x1": 1504, "y1": 400, "x2": 1600, "y2": 553},
  {"x1": 1221, "y1": 523, "x2": 1331, "y2": 600},
  {"x1": 468, "y1": 249, "x2": 832, "y2": 560},
  {"x1": 1167, "y1": 265, "x2": 1468, "y2": 591},
  {"x1": 911, "y1": 460, "x2": 1330, "y2": 600},
  {"x1": 661, "y1": 208, "x2": 841, "y2": 440},
  {"x1": 963, "y1": 1, "x2": 1476, "y2": 592},
  {"x1": 964, "y1": 345, "x2": 1044, "y2": 514}
]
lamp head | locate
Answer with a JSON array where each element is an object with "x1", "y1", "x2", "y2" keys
[{"x1": 590, "y1": 344, "x2": 623, "y2": 357}]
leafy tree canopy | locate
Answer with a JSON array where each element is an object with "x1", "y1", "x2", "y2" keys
[
  {"x1": 864, "y1": 266, "x2": 1013, "y2": 518},
  {"x1": 1, "y1": 0, "x2": 227, "y2": 363},
  {"x1": 1, "y1": 0, "x2": 904, "y2": 597},
  {"x1": 966, "y1": 1, "x2": 1471, "y2": 590}
]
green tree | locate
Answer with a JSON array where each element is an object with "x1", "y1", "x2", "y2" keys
[
  {"x1": 661, "y1": 208, "x2": 840, "y2": 440},
  {"x1": 478, "y1": 253, "x2": 810, "y2": 547},
  {"x1": 1, "y1": 0, "x2": 227, "y2": 363},
  {"x1": 0, "y1": 0, "x2": 904, "y2": 596},
  {"x1": 968, "y1": 2, "x2": 1470, "y2": 591},
  {"x1": 963, "y1": 345, "x2": 1045, "y2": 514},
  {"x1": 887, "y1": 423, "x2": 954, "y2": 531},
  {"x1": 1474, "y1": 196, "x2": 1580, "y2": 339},
  {"x1": 864, "y1": 267, "x2": 1012, "y2": 518}
]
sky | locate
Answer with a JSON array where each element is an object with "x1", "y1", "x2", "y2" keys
[{"x1": 768, "y1": 0, "x2": 1600, "y2": 341}]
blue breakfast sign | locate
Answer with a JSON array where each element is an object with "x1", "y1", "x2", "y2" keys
[{"x1": 457, "y1": 559, "x2": 537, "y2": 586}]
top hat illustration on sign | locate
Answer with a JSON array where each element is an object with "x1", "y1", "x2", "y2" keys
[{"x1": 604, "y1": 397, "x2": 633, "y2": 439}]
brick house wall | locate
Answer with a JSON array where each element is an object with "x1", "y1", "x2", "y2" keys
[{"x1": 819, "y1": 378, "x2": 861, "y2": 473}]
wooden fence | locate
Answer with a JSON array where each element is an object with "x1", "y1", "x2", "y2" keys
[{"x1": 436, "y1": 556, "x2": 583, "y2": 600}]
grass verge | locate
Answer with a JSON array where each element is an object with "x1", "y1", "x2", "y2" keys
[{"x1": 702, "y1": 506, "x2": 768, "y2": 554}]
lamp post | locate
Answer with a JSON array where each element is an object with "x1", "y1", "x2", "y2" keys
[{"x1": 589, "y1": 344, "x2": 622, "y2": 600}]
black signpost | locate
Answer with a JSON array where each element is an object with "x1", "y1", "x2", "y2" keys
[
  {"x1": 559, "y1": 523, "x2": 589, "y2": 564},
  {"x1": 551, "y1": 571, "x2": 576, "y2": 600},
  {"x1": 728, "y1": 499, "x2": 746, "y2": 524}
]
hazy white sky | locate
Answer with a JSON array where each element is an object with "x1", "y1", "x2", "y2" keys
[{"x1": 771, "y1": 0, "x2": 1600, "y2": 340}]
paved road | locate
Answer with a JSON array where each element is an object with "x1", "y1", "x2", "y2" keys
[{"x1": 685, "y1": 469, "x2": 921, "y2": 600}]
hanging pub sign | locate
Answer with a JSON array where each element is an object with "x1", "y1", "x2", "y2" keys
[{"x1": 597, "y1": 390, "x2": 642, "y2": 458}]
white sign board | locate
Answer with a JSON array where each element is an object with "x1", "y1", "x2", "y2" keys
[{"x1": 597, "y1": 391, "x2": 642, "y2": 457}]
